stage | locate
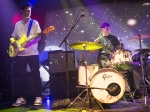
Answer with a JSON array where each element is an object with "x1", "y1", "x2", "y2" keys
[{"x1": 1, "y1": 96, "x2": 150, "y2": 112}]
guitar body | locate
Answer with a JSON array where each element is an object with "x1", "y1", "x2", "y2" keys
[
  {"x1": 8, "y1": 26, "x2": 55, "y2": 57},
  {"x1": 8, "y1": 36, "x2": 27, "y2": 57}
]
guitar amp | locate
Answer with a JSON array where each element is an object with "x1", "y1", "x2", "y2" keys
[{"x1": 48, "y1": 51, "x2": 75, "y2": 74}]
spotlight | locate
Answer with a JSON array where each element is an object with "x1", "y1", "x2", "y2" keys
[
  {"x1": 127, "y1": 19, "x2": 137, "y2": 26},
  {"x1": 143, "y1": 3, "x2": 150, "y2": 6},
  {"x1": 46, "y1": 96, "x2": 50, "y2": 99}
]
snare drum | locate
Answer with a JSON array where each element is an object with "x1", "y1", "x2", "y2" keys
[
  {"x1": 90, "y1": 68, "x2": 126, "y2": 104},
  {"x1": 110, "y1": 49, "x2": 133, "y2": 70}
]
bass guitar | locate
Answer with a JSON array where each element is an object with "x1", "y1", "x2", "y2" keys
[{"x1": 8, "y1": 26, "x2": 55, "y2": 57}]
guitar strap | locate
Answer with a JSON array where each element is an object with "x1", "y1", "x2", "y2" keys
[{"x1": 27, "y1": 19, "x2": 33, "y2": 37}]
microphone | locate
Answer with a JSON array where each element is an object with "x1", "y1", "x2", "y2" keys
[
  {"x1": 81, "y1": 9, "x2": 85, "y2": 17},
  {"x1": 81, "y1": 9, "x2": 86, "y2": 21}
]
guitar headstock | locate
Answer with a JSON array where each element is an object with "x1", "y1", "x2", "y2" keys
[{"x1": 43, "y1": 26, "x2": 55, "y2": 34}]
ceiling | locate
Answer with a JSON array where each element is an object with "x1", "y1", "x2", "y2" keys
[{"x1": 14, "y1": 0, "x2": 150, "y2": 10}]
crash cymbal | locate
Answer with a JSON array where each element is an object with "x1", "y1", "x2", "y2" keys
[
  {"x1": 69, "y1": 41, "x2": 103, "y2": 50},
  {"x1": 127, "y1": 34, "x2": 150, "y2": 40},
  {"x1": 132, "y1": 48, "x2": 150, "y2": 53}
]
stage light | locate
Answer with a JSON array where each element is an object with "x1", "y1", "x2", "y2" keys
[
  {"x1": 143, "y1": 3, "x2": 150, "y2": 6},
  {"x1": 127, "y1": 19, "x2": 137, "y2": 26}
]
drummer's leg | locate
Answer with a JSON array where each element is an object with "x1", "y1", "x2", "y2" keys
[
  {"x1": 97, "y1": 58, "x2": 110, "y2": 68},
  {"x1": 125, "y1": 70, "x2": 135, "y2": 92}
]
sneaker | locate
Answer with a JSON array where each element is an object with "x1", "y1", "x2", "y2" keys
[
  {"x1": 34, "y1": 97, "x2": 42, "y2": 105},
  {"x1": 12, "y1": 97, "x2": 26, "y2": 106}
]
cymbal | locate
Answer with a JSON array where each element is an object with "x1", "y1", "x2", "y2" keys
[
  {"x1": 127, "y1": 34, "x2": 150, "y2": 40},
  {"x1": 69, "y1": 41, "x2": 103, "y2": 50},
  {"x1": 132, "y1": 48, "x2": 150, "y2": 53}
]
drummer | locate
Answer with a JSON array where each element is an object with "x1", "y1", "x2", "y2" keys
[
  {"x1": 93, "y1": 22, "x2": 120, "y2": 68},
  {"x1": 93, "y1": 22, "x2": 135, "y2": 95}
]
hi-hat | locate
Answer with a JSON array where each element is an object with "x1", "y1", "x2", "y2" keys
[
  {"x1": 127, "y1": 34, "x2": 150, "y2": 40},
  {"x1": 69, "y1": 41, "x2": 103, "y2": 50}
]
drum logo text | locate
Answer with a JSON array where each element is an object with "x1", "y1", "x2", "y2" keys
[{"x1": 102, "y1": 73, "x2": 112, "y2": 80}]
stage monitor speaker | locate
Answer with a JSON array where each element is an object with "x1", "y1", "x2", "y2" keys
[{"x1": 48, "y1": 51, "x2": 75, "y2": 74}]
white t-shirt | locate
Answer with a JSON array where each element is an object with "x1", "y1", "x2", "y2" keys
[{"x1": 11, "y1": 18, "x2": 41, "y2": 56}]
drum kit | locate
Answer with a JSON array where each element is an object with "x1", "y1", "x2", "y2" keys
[{"x1": 67, "y1": 34, "x2": 150, "y2": 111}]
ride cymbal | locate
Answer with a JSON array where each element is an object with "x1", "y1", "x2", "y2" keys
[
  {"x1": 127, "y1": 34, "x2": 150, "y2": 40},
  {"x1": 69, "y1": 41, "x2": 103, "y2": 50}
]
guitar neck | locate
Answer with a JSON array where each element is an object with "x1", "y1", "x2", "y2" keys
[
  {"x1": 26, "y1": 32, "x2": 42, "y2": 43},
  {"x1": 25, "y1": 26, "x2": 55, "y2": 43}
]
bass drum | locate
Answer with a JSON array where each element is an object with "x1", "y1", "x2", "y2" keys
[{"x1": 90, "y1": 68, "x2": 126, "y2": 104}]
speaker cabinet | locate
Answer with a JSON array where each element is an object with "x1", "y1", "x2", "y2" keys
[
  {"x1": 48, "y1": 51, "x2": 75, "y2": 74},
  {"x1": 50, "y1": 70, "x2": 78, "y2": 101},
  {"x1": 11, "y1": 73, "x2": 35, "y2": 97}
]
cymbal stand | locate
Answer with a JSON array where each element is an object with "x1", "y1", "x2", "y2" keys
[{"x1": 138, "y1": 34, "x2": 148, "y2": 106}]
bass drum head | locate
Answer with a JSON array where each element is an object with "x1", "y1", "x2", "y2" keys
[{"x1": 90, "y1": 68, "x2": 126, "y2": 104}]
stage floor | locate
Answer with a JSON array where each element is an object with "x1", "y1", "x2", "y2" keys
[{"x1": 1, "y1": 97, "x2": 150, "y2": 112}]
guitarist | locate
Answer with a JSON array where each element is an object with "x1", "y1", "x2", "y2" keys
[{"x1": 10, "y1": 2, "x2": 42, "y2": 106}]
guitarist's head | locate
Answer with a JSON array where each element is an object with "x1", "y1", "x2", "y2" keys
[{"x1": 19, "y1": 2, "x2": 32, "y2": 19}]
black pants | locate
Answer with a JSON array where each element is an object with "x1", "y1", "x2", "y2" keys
[{"x1": 15, "y1": 55, "x2": 42, "y2": 98}]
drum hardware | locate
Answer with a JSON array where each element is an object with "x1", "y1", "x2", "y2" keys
[
  {"x1": 130, "y1": 34, "x2": 149, "y2": 107},
  {"x1": 68, "y1": 41, "x2": 104, "y2": 111},
  {"x1": 76, "y1": 57, "x2": 84, "y2": 66},
  {"x1": 76, "y1": 51, "x2": 86, "y2": 66},
  {"x1": 132, "y1": 48, "x2": 150, "y2": 53},
  {"x1": 67, "y1": 62, "x2": 106, "y2": 111},
  {"x1": 145, "y1": 78, "x2": 150, "y2": 85},
  {"x1": 68, "y1": 84, "x2": 124, "y2": 110},
  {"x1": 67, "y1": 86, "x2": 107, "y2": 111},
  {"x1": 127, "y1": 33, "x2": 150, "y2": 40}
]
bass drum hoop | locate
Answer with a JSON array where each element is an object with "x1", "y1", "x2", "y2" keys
[{"x1": 90, "y1": 68, "x2": 126, "y2": 104}]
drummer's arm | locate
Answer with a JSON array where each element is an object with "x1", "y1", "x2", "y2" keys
[
  {"x1": 94, "y1": 35, "x2": 101, "y2": 43},
  {"x1": 94, "y1": 39, "x2": 99, "y2": 43},
  {"x1": 90, "y1": 37, "x2": 99, "y2": 53}
]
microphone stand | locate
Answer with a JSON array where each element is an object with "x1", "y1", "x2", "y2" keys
[{"x1": 59, "y1": 10, "x2": 85, "y2": 98}]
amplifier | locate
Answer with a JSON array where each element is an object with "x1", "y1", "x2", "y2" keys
[{"x1": 48, "y1": 51, "x2": 75, "y2": 74}]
